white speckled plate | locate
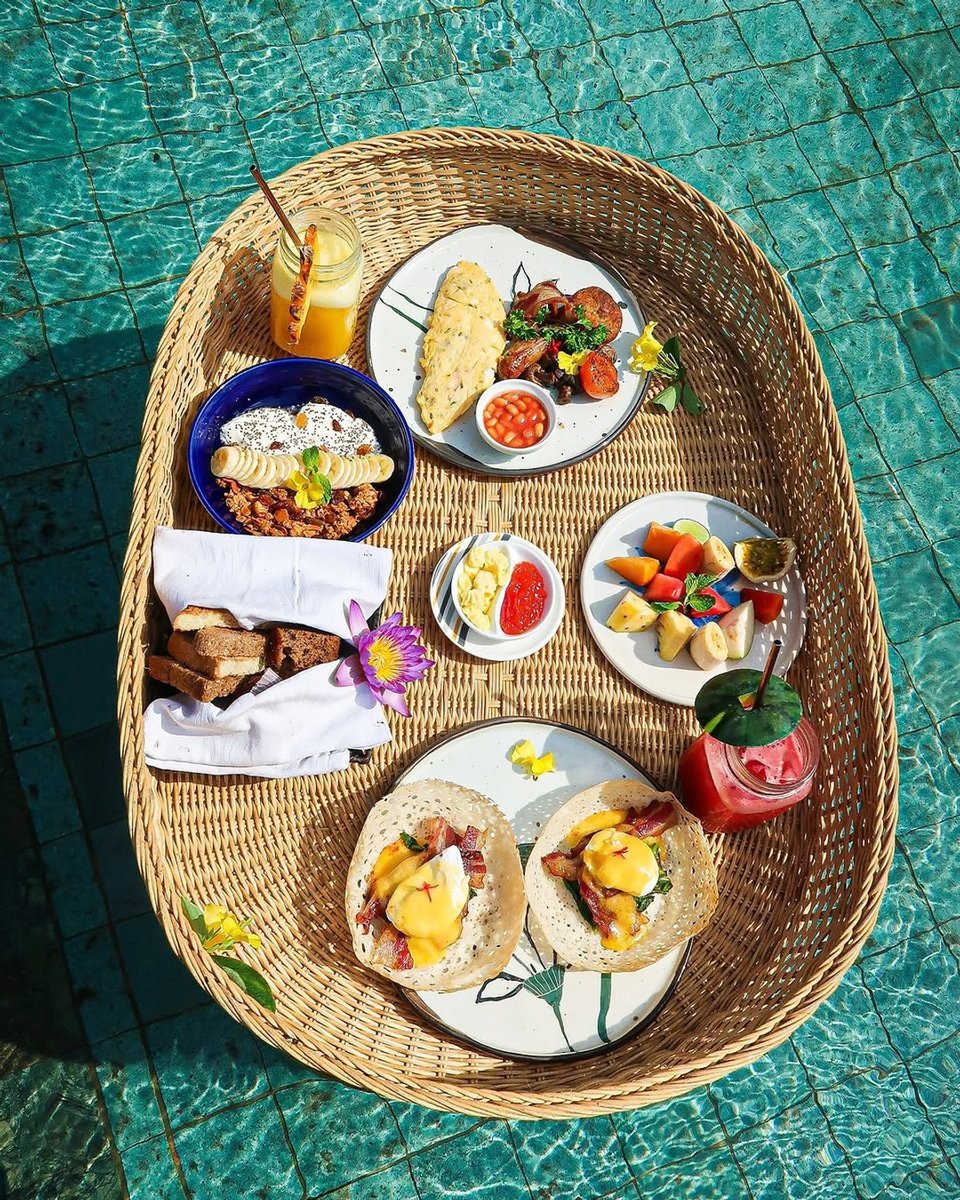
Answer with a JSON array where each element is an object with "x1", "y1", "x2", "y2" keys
[
  {"x1": 366, "y1": 223, "x2": 649, "y2": 476},
  {"x1": 396, "y1": 718, "x2": 688, "y2": 1061}
]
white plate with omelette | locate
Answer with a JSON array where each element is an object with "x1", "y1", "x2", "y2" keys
[
  {"x1": 396, "y1": 717, "x2": 690, "y2": 1060},
  {"x1": 366, "y1": 224, "x2": 649, "y2": 477}
]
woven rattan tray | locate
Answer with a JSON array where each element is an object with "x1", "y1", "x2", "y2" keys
[{"x1": 118, "y1": 129, "x2": 897, "y2": 1118}]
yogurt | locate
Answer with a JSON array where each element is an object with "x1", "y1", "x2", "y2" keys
[{"x1": 220, "y1": 400, "x2": 380, "y2": 457}]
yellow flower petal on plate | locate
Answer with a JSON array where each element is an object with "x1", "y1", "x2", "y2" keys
[
  {"x1": 510, "y1": 740, "x2": 536, "y2": 764},
  {"x1": 203, "y1": 903, "x2": 227, "y2": 930},
  {"x1": 557, "y1": 349, "x2": 589, "y2": 374},
  {"x1": 530, "y1": 753, "x2": 555, "y2": 778}
]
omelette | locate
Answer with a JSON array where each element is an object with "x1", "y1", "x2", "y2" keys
[{"x1": 416, "y1": 261, "x2": 506, "y2": 435}]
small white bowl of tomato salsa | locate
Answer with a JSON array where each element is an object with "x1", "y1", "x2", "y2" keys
[{"x1": 476, "y1": 380, "x2": 556, "y2": 455}]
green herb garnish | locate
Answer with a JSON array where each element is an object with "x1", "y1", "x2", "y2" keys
[
  {"x1": 399, "y1": 831, "x2": 425, "y2": 851},
  {"x1": 504, "y1": 306, "x2": 608, "y2": 355},
  {"x1": 300, "y1": 446, "x2": 332, "y2": 505}
]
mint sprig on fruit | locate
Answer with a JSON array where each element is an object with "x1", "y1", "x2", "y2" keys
[
  {"x1": 301, "y1": 446, "x2": 332, "y2": 505},
  {"x1": 649, "y1": 572, "x2": 718, "y2": 615}
]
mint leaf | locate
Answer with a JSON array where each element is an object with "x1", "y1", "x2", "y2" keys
[
  {"x1": 649, "y1": 600, "x2": 680, "y2": 612},
  {"x1": 652, "y1": 383, "x2": 678, "y2": 412},
  {"x1": 302, "y1": 446, "x2": 319, "y2": 473},
  {"x1": 400, "y1": 831, "x2": 425, "y2": 851},
  {"x1": 688, "y1": 592, "x2": 714, "y2": 614},
  {"x1": 685, "y1": 572, "x2": 718, "y2": 593},
  {"x1": 313, "y1": 473, "x2": 332, "y2": 504}
]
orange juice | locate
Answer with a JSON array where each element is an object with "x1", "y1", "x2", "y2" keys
[{"x1": 270, "y1": 207, "x2": 362, "y2": 359}]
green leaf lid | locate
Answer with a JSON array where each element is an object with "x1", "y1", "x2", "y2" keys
[{"x1": 694, "y1": 669, "x2": 803, "y2": 747}]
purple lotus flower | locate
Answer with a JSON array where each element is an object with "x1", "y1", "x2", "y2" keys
[{"x1": 334, "y1": 601, "x2": 434, "y2": 716}]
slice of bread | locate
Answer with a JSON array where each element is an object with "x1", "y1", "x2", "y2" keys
[
  {"x1": 167, "y1": 632, "x2": 264, "y2": 679},
  {"x1": 148, "y1": 655, "x2": 246, "y2": 702},
  {"x1": 172, "y1": 605, "x2": 242, "y2": 632},
  {"x1": 267, "y1": 627, "x2": 341, "y2": 678},
  {"x1": 193, "y1": 626, "x2": 267, "y2": 660}
]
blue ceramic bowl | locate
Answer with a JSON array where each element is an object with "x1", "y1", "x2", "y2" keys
[{"x1": 188, "y1": 358, "x2": 415, "y2": 542}]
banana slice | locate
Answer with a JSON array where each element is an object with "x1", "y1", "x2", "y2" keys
[{"x1": 373, "y1": 454, "x2": 395, "y2": 483}]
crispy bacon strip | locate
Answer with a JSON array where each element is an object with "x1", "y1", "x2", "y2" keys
[
  {"x1": 286, "y1": 223, "x2": 319, "y2": 346},
  {"x1": 355, "y1": 894, "x2": 384, "y2": 932},
  {"x1": 423, "y1": 816, "x2": 459, "y2": 857},
  {"x1": 579, "y1": 875, "x2": 616, "y2": 940},
  {"x1": 372, "y1": 926, "x2": 413, "y2": 971},
  {"x1": 513, "y1": 280, "x2": 576, "y2": 323},
  {"x1": 542, "y1": 850, "x2": 581, "y2": 881},
  {"x1": 625, "y1": 800, "x2": 676, "y2": 838},
  {"x1": 459, "y1": 825, "x2": 488, "y2": 890}
]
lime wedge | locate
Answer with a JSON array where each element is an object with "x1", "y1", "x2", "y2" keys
[{"x1": 673, "y1": 518, "x2": 710, "y2": 544}]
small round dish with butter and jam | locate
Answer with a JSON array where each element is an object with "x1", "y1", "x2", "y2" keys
[{"x1": 431, "y1": 532, "x2": 564, "y2": 661}]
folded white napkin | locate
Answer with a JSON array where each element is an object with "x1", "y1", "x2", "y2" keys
[{"x1": 144, "y1": 528, "x2": 394, "y2": 778}]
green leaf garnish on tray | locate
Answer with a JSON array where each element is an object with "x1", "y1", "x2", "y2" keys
[{"x1": 630, "y1": 326, "x2": 703, "y2": 415}]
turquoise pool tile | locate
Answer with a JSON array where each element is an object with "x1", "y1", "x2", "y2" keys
[
  {"x1": 6, "y1": 154, "x2": 99, "y2": 234},
  {"x1": 635, "y1": 1144, "x2": 743, "y2": 1199},
  {"x1": 932, "y1": 532, "x2": 960, "y2": 603},
  {"x1": 20, "y1": 223, "x2": 123, "y2": 305},
  {"x1": 298, "y1": 30, "x2": 391, "y2": 98},
  {"x1": 35, "y1": 0, "x2": 118, "y2": 19},
  {"x1": 94, "y1": 1029, "x2": 166, "y2": 1149},
  {"x1": 3, "y1": 0, "x2": 42, "y2": 27},
  {"x1": 121, "y1": 1136, "x2": 186, "y2": 1200},
  {"x1": 41, "y1": 629, "x2": 119, "y2": 736},
  {"x1": 709, "y1": 1038, "x2": 810, "y2": 1135},
  {"x1": 826, "y1": 318, "x2": 918, "y2": 398},
  {"x1": 109, "y1": 204, "x2": 201, "y2": 288},
  {"x1": 836, "y1": 402, "x2": 886, "y2": 479},
  {"x1": 281, "y1": 0, "x2": 361, "y2": 42},
  {"x1": 766, "y1": 54, "x2": 852, "y2": 128},
  {"x1": 862, "y1": 381, "x2": 960, "y2": 472},
  {"x1": 729, "y1": 1097, "x2": 855, "y2": 1199},
  {"x1": 466, "y1": 59, "x2": 552, "y2": 126},
  {"x1": 899, "y1": 453, "x2": 960, "y2": 544},
  {"x1": 736, "y1": 130, "x2": 820, "y2": 201},
  {"x1": 361, "y1": 0, "x2": 431, "y2": 19},
  {"x1": 277, "y1": 1078, "x2": 405, "y2": 1190},
  {"x1": 863, "y1": 240, "x2": 954, "y2": 313},
  {"x1": 801, "y1": 0, "x2": 881, "y2": 48},
  {"x1": 895, "y1": 294, "x2": 960, "y2": 378},
  {"x1": 175, "y1": 1095, "x2": 300, "y2": 1200},
  {"x1": 539, "y1": 43, "x2": 622, "y2": 112},
  {"x1": 505, "y1": 0, "x2": 591, "y2": 49},
  {"x1": 388, "y1": 1100, "x2": 484, "y2": 1153},
  {"x1": 148, "y1": 1004, "x2": 270, "y2": 1127},
  {"x1": 127, "y1": 277, "x2": 182, "y2": 355},
  {"x1": 615, "y1": 1091, "x2": 725, "y2": 1170},
  {"x1": 863, "y1": 927, "x2": 960, "y2": 1059},
  {"x1": 892, "y1": 30, "x2": 960, "y2": 94},
  {"x1": 89, "y1": 448, "x2": 139, "y2": 533},
  {"x1": 66, "y1": 362, "x2": 149, "y2": 456},
  {"x1": 829, "y1": 40, "x2": 915, "y2": 110},
  {"x1": 0, "y1": 562, "x2": 32, "y2": 655},
  {"x1": 894, "y1": 152, "x2": 960, "y2": 233},
  {"x1": 46, "y1": 13, "x2": 137, "y2": 85},
  {"x1": 923, "y1": 224, "x2": 960, "y2": 288},
  {"x1": 901, "y1": 816, "x2": 960, "y2": 927},
  {"x1": 761, "y1": 189, "x2": 852, "y2": 268},
  {"x1": 0, "y1": 650, "x2": 55, "y2": 749},
  {"x1": 17, "y1": 542, "x2": 119, "y2": 644},
  {"x1": 815, "y1": 332, "x2": 855, "y2": 408},
  {"x1": 796, "y1": 112, "x2": 885, "y2": 185},
  {"x1": 188, "y1": 188, "x2": 248, "y2": 244},
  {"x1": 584, "y1": 0, "x2": 662, "y2": 37},
  {"x1": 879, "y1": 1159, "x2": 960, "y2": 1199},
  {"x1": 0, "y1": 237, "x2": 39, "y2": 316},
  {"x1": 0, "y1": 91, "x2": 79, "y2": 165},
  {"x1": 820, "y1": 1065, "x2": 943, "y2": 1198},
  {"x1": 320, "y1": 88, "x2": 407, "y2": 144},
  {"x1": 792, "y1": 252, "x2": 879, "y2": 328},
  {"x1": 376, "y1": 15, "x2": 458, "y2": 88},
  {"x1": 910, "y1": 1035, "x2": 960, "y2": 1147},
  {"x1": 657, "y1": 0, "x2": 726, "y2": 20},
  {"x1": 110, "y1": 530, "x2": 127, "y2": 572},
  {"x1": 127, "y1": 1, "x2": 218, "y2": 70},
  {"x1": 631, "y1": 84, "x2": 720, "y2": 157},
  {"x1": 697, "y1": 68, "x2": 787, "y2": 143},
  {"x1": 64, "y1": 924, "x2": 138, "y2": 1041},
  {"x1": 15, "y1": 741, "x2": 82, "y2": 842},
  {"x1": 91, "y1": 820, "x2": 150, "y2": 921},
  {"x1": 115, "y1": 913, "x2": 209, "y2": 1023},
  {"x1": 145, "y1": 58, "x2": 240, "y2": 134},
  {"x1": 923, "y1": 86, "x2": 960, "y2": 150},
  {"x1": 0, "y1": 460, "x2": 105, "y2": 559},
  {"x1": 259, "y1": 1044, "x2": 320, "y2": 1090},
  {"x1": 72, "y1": 77, "x2": 156, "y2": 153},
  {"x1": 88, "y1": 139, "x2": 185, "y2": 219},
  {"x1": 410, "y1": 1121, "x2": 529, "y2": 1199},
  {"x1": 826, "y1": 174, "x2": 916, "y2": 249},
  {"x1": 62, "y1": 721, "x2": 125, "y2": 828},
  {"x1": 440, "y1": 3, "x2": 522, "y2": 73},
  {"x1": 324, "y1": 1163, "x2": 419, "y2": 1200},
  {"x1": 40, "y1": 829, "x2": 108, "y2": 937},
  {"x1": 0, "y1": 308, "x2": 56, "y2": 394},
  {"x1": 866, "y1": 96, "x2": 949, "y2": 169},
  {"x1": 792, "y1": 963, "x2": 899, "y2": 1089},
  {"x1": 561, "y1": 102, "x2": 648, "y2": 157},
  {"x1": 862, "y1": 846, "x2": 935, "y2": 957},
  {"x1": 512, "y1": 1116, "x2": 630, "y2": 1198},
  {"x1": 735, "y1": 1, "x2": 818, "y2": 64},
  {"x1": 43, "y1": 289, "x2": 143, "y2": 379},
  {"x1": 239, "y1": 103, "x2": 328, "y2": 174},
  {"x1": 602, "y1": 28, "x2": 689, "y2": 100},
  {"x1": 671, "y1": 15, "x2": 754, "y2": 80},
  {"x1": 729, "y1": 205, "x2": 784, "y2": 267},
  {"x1": 220, "y1": 42, "x2": 312, "y2": 122},
  {"x1": 869, "y1": 0, "x2": 945, "y2": 39},
  {"x1": 198, "y1": 0, "x2": 292, "y2": 53},
  {"x1": 662, "y1": 147, "x2": 753, "y2": 211},
  {"x1": 897, "y1": 726, "x2": 960, "y2": 831}
]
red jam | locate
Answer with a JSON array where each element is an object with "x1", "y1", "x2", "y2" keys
[
  {"x1": 678, "y1": 719, "x2": 820, "y2": 833},
  {"x1": 483, "y1": 390, "x2": 548, "y2": 449},
  {"x1": 500, "y1": 561, "x2": 547, "y2": 635}
]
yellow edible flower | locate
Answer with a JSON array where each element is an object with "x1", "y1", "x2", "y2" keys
[
  {"x1": 629, "y1": 322, "x2": 664, "y2": 373},
  {"x1": 286, "y1": 470, "x2": 327, "y2": 511},
  {"x1": 510, "y1": 739, "x2": 556, "y2": 779},
  {"x1": 201, "y1": 904, "x2": 262, "y2": 952},
  {"x1": 556, "y1": 348, "x2": 590, "y2": 375}
]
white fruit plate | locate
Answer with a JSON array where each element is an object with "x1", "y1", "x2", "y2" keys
[{"x1": 581, "y1": 492, "x2": 807, "y2": 707}]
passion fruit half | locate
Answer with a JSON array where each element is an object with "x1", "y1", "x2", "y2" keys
[{"x1": 734, "y1": 537, "x2": 797, "y2": 583}]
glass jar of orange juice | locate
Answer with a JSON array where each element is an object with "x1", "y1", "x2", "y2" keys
[{"x1": 270, "y1": 207, "x2": 363, "y2": 359}]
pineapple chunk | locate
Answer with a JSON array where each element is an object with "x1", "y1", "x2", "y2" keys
[
  {"x1": 702, "y1": 535, "x2": 735, "y2": 579},
  {"x1": 690, "y1": 621, "x2": 729, "y2": 670},
  {"x1": 607, "y1": 591, "x2": 658, "y2": 633},
  {"x1": 656, "y1": 610, "x2": 696, "y2": 661}
]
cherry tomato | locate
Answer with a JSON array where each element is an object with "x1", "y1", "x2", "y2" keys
[{"x1": 579, "y1": 351, "x2": 619, "y2": 399}]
